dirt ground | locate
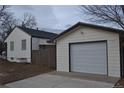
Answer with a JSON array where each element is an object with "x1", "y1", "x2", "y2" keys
[
  {"x1": 0, "y1": 59, "x2": 54, "y2": 85},
  {"x1": 0, "y1": 59, "x2": 123, "y2": 87}
]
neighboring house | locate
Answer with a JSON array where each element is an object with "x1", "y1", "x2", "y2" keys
[
  {"x1": 4, "y1": 26, "x2": 57, "y2": 63},
  {"x1": 53, "y1": 22, "x2": 124, "y2": 78}
]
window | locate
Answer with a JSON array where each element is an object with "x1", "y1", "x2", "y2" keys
[
  {"x1": 22, "y1": 39, "x2": 26, "y2": 50},
  {"x1": 10, "y1": 41, "x2": 14, "y2": 51}
]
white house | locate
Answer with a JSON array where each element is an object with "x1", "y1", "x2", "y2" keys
[
  {"x1": 53, "y1": 22, "x2": 124, "y2": 78},
  {"x1": 4, "y1": 26, "x2": 57, "y2": 63}
]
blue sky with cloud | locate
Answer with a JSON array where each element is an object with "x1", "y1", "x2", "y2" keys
[
  {"x1": 9, "y1": 5, "x2": 120, "y2": 33},
  {"x1": 9, "y1": 5, "x2": 86, "y2": 32}
]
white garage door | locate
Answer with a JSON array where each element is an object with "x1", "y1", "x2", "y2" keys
[{"x1": 70, "y1": 41, "x2": 107, "y2": 75}]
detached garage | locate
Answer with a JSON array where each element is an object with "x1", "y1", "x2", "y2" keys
[{"x1": 53, "y1": 22, "x2": 124, "y2": 78}]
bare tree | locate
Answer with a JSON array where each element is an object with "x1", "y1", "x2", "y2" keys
[
  {"x1": 1, "y1": 13, "x2": 18, "y2": 33},
  {"x1": 0, "y1": 5, "x2": 12, "y2": 55},
  {"x1": 0, "y1": 6, "x2": 18, "y2": 41},
  {"x1": 0, "y1": 5, "x2": 9, "y2": 29},
  {"x1": 0, "y1": 5, "x2": 8, "y2": 21},
  {"x1": 0, "y1": 41, "x2": 6, "y2": 56},
  {"x1": 21, "y1": 12, "x2": 37, "y2": 28},
  {"x1": 82, "y1": 5, "x2": 124, "y2": 29}
]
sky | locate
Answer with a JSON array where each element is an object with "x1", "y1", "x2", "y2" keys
[
  {"x1": 9, "y1": 5, "x2": 120, "y2": 33},
  {"x1": 9, "y1": 5, "x2": 87, "y2": 33}
]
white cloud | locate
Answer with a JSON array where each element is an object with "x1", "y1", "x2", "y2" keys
[{"x1": 9, "y1": 5, "x2": 90, "y2": 32}]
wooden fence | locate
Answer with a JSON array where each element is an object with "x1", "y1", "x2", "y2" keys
[{"x1": 32, "y1": 45, "x2": 56, "y2": 69}]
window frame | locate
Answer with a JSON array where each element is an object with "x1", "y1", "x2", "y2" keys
[
  {"x1": 21, "y1": 39, "x2": 26, "y2": 51},
  {"x1": 10, "y1": 41, "x2": 14, "y2": 51}
]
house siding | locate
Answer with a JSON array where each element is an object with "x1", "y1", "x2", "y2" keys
[
  {"x1": 32, "y1": 37, "x2": 54, "y2": 50},
  {"x1": 56, "y1": 26, "x2": 120, "y2": 77},
  {"x1": 5, "y1": 28, "x2": 31, "y2": 63}
]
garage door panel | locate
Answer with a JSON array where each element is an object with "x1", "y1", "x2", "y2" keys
[
  {"x1": 72, "y1": 62, "x2": 106, "y2": 66},
  {"x1": 71, "y1": 67, "x2": 106, "y2": 74},
  {"x1": 70, "y1": 42, "x2": 107, "y2": 75}
]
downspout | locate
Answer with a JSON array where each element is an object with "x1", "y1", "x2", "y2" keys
[
  {"x1": 119, "y1": 35, "x2": 124, "y2": 78},
  {"x1": 31, "y1": 37, "x2": 32, "y2": 63}
]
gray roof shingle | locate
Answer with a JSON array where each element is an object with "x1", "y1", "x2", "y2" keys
[{"x1": 18, "y1": 26, "x2": 58, "y2": 39}]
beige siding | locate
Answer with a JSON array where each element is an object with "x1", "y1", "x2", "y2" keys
[
  {"x1": 32, "y1": 38, "x2": 48, "y2": 50},
  {"x1": 56, "y1": 26, "x2": 120, "y2": 77},
  {"x1": 32, "y1": 37, "x2": 55, "y2": 50}
]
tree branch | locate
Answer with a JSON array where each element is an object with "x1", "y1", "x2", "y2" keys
[{"x1": 82, "y1": 5, "x2": 124, "y2": 29}]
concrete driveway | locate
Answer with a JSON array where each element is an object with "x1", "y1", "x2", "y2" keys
[{"x1": 6, "y1": 73, "x2": 114, "y2": 88}]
